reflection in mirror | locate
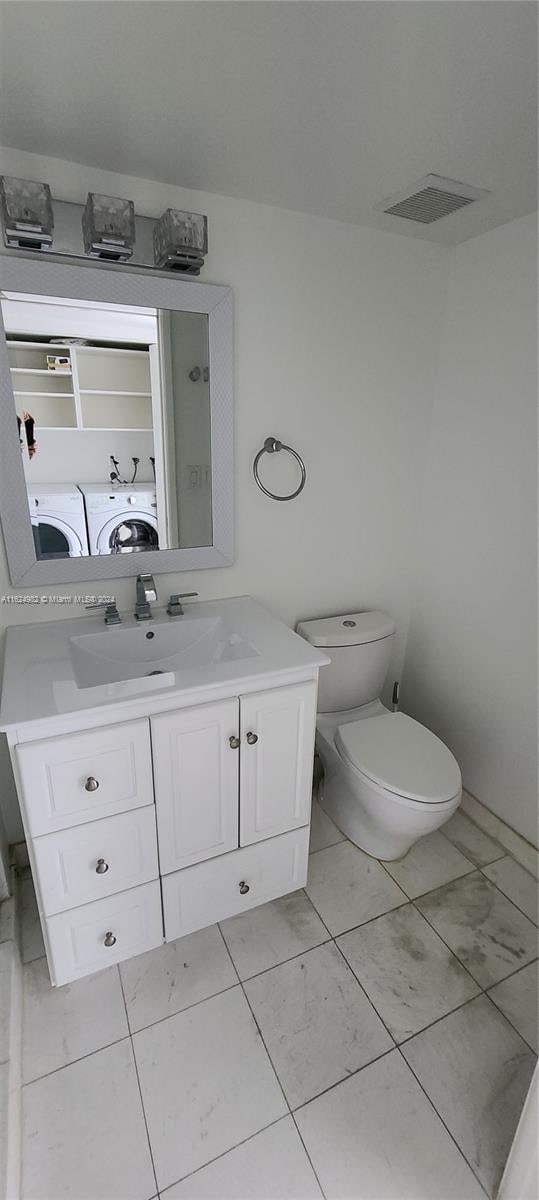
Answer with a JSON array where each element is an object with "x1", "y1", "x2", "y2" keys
[{"x1": 1, "y1": 291, "x2": 212, "y2": 559}]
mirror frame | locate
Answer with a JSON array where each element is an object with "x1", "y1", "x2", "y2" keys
[{"x1": 0, "y1": 256, "x2": 233, "y2": 585}]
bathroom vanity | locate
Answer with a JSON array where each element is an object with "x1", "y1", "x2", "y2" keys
[
  {"x1": 0, "y1": 255, "x2": 331, "y2": 985},
  {"x1": 0, "y1": 596, "x2": 328, "y2": 985}
]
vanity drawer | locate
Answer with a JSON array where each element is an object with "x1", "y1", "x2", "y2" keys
[
  {"x1": 45, "y1": 880, "x2": 163, "y2": 986},
  {"x1": 32, "y1": 806, "x2": 159, "y2": 916},
  {"x1": 17, "y1": 719, "x2": 154, "y2": 837},
  {"x1": 162, "y1": 825, "x2": 309, "y2": 941}
]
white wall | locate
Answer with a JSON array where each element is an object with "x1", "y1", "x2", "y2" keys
[
  {"x1": 403, "y1": 214, "x2": 537, "y2": 847},
  {"x1": 0, "y1": 146, "x2": 450, "y2": 843},
  {"x1": 21, "y1": 430, "x2": 154, "y2": 486}
]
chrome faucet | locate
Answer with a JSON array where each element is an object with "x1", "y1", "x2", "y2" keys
[{"x1": 135, "y1": 574, "x2": 157, "y2": 621}]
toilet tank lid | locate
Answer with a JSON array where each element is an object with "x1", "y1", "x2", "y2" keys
[{"x1": 297, "y1": 610, "x2": 396, "y2": 648}]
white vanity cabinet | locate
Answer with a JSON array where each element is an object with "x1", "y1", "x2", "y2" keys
[{"x1": 12, "y1": 676, "x2": 318, "y2": 986}]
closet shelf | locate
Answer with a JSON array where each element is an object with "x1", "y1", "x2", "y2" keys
[
  {"x1": 6, "y1": 340, "x2": 71, "y2": 351},
  {"x1": 13, "y1": 390, "x2": 75, "y2": 399},
  {"x1": 76, "y1": 346, "x2": 149, "y2": 358},
  {"x1": 35, "y1": 426, "x2": 150, "y2": 433},
  {"x1": 79, "y1": 389, "x2": 152, "y2": 398},
  {"x1": 11, "y1": 367, "x2": 72, "y2": 377}
]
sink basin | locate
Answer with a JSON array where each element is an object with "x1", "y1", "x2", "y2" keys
[
  {"x1": 0, "y1": 595, "x2": 331, "y2": 728},
  {"x1": 69, "y1": 613, "x2": 258, "y2": 689}
]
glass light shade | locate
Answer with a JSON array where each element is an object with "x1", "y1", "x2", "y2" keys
[
  {"x1": 0, "y1": 176, "x2": 54, "y2": 249},
  {"x1": 153, "y1": 208, "x2": 208, "y2": 273},
  {"x1": 82, "y1": 192, "x2": 135, "y2": 260}
]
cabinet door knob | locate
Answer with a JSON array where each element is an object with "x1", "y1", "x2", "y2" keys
[
  {"x1": 239, "y1": 880, "x2": 250, "y2": 895},
  {"x1": 246, "y1": 732, "x2": 258, "y2": 745},
  {"x1": 85, "y1": 776, "x2": 99, "y2": 792},
  {"x1": 229, "y1": 735, "x2": 240, "y2": 749},
  {"x1": 95, "y1": 859, "x2": 109, "y2": 875},
  {"x1": 103, "y1": 931, "x2": 117, "y2": 947}
]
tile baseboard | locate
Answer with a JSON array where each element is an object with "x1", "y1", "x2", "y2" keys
[{"x1": 461, "y1": 791, "x2": 538, "y2": 879}]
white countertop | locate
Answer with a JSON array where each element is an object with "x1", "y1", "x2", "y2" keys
[{"x1": 0, "y1": 595, "x2": 329, "y2": 736}]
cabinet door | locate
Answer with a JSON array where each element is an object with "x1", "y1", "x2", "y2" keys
[
  {"x1": 151, "y1": 699, "x2": 239, "y2": 873},
  {"x1": 240, "y1": 681, "x2": 317, "y2": 846}
]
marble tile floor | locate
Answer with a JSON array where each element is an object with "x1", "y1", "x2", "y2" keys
[{"x1": 18, "y1": 804, "x2": 538, "y2": 1200}]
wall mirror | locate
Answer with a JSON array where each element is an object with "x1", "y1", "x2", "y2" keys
[{"x1": 0, "y1": 257, "x2": 233, "y2": 585}]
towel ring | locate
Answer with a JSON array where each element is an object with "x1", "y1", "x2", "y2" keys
[{"x1": 253, "y1": 437, "x2": 307, "y2": 502}]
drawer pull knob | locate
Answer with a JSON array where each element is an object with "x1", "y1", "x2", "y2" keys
[
  {"x1": 239, "y1": 880, "x2": 250, "y2": 895},
  {"x1": 85, "y1": 776, "x2": 99, "y2": 792},
  {"x1": 103, "y1": 931, "x2": 117, "y2": 948},
  {"x1": 229, "y1": 735, "x2": 240, "y2": 749},
  {"x1": 246, "y1": 732, "x2": 258, "y2": 745},
  {"x1": 95, "y1": 859, "x2": 109, "y2": 875}
]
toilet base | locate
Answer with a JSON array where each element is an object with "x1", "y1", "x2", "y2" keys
[{"x1": 317, "y1": 723, "x2": 461, "y2": 861}]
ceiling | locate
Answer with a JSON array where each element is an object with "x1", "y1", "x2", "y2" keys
[{"x1": 0, "y1": 1, "x2": 537, "y2": 245}]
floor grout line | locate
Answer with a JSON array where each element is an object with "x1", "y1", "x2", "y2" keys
[
  {"x1": 239, "y1": 974, "x2": 292, "y2": 1114},
  {"x1": 484, "y1": 977, "x2": 539, "y2": 1055},
  {"x1": 408, "y1": 887, "x2": 538, "y2": 994},
  {"x1": 480, "y1": 988, "x2": 539, "y2": 1053},
  {"x1": 396, "y1": 1043, "x2": 492, "y2": 1199},
  {"x1": 21, "y1": 1031, "x2": 132, "y2": 1088},
  {"x1": 476, "y1": 862, "x2": 539, "y2": 927},
  {"x1": 223, "y1": 935, "x2": 332, "y2": 984},
  {"x1": 118, "y1": 964, "x2": 160, "y2": 1200},
  {"x1": 290, "y1": 1044, "x2": 397, "y2": 1115},
  {"x1": 289, "y1": 1110, "x2": 328, "y2": 1199},
  {"x1": 119, "y1": 978, "x2": 241, "y2": 1037},
  {"x1": 157, "y1": 1114, "x2": 296, "y2": 1197},
  {"x1": 303, "y1": 884, "x2": 407, "y2": 940},
  {"x1": 308, "y1": 838, "x2": 346, "y2": 857}
]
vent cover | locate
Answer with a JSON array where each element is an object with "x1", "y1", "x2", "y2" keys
[{"x1": 377, "y1": 175, "x2": 490, "y2": 224}]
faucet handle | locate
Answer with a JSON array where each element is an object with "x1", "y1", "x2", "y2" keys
[
  {"x1": 85, "y1": 602, "x2": 121, "y2": 626},
  {"x1": 167, "y1": 592, "x2": 198, "y2": 616}
]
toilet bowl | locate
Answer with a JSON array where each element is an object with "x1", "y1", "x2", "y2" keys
[
  {"x1": 316, "y1": 703, "x2": 461, "y2": 859},
  {"x1": 297, "y1": 611, "x2": 462, "y2": 861}
]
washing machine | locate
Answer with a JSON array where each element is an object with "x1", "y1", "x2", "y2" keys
[
  {"x1": 27, "y1": 484, "x2": 90, "y2": 559},
  {"x1": 79, "y1": 483, "x2": 159, "y2": 555}
]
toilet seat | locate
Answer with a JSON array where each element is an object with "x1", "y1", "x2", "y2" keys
[{"x1": 335, "y1": 712, "x2": 461, "y2": 805}]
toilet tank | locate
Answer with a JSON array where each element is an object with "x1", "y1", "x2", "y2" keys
[{"x1": 297, "y1": 611, "x2": 396, "y2": 713}]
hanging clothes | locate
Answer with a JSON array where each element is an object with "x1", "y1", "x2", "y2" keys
[{"x1": 17, "y1": 410, "x2": 37, "y2": 459}]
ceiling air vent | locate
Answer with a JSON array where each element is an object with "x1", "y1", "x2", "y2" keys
[{"x1": 376, "y1": 175, "x2": 490, "y2": 224}]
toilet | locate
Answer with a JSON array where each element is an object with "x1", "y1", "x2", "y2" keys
[{"x1": 297, "y1": 611, "x2": 462, "y2": 860}]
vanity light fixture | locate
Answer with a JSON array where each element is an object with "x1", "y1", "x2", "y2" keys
[
  {"x1": 82, "y1": 192, "x2": 136, "y2": 261},
  {"x1": 0, "y1": 176, "x2": 54, "y2": 250},
  {"x1": 153, "y1": 207, "x2": 208, "y2": 274}
]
